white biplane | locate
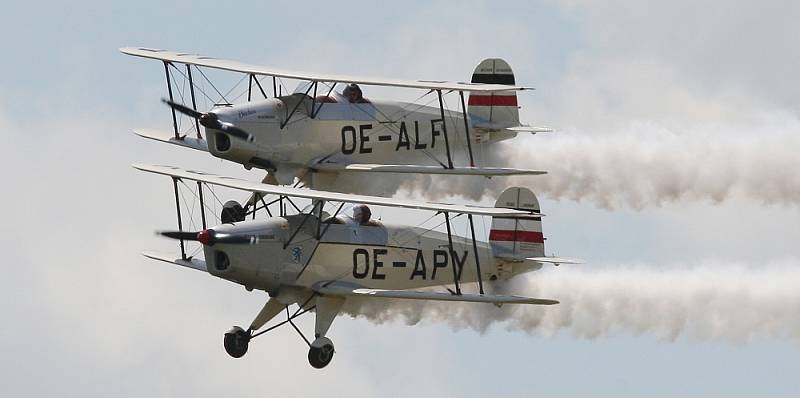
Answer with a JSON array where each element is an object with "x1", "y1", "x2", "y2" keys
[
  {"x1": 137, "y1": 164, "x2": 578, "y2": 368},
  {"x1": 122, "y1": 47, "x2": 552, "y2": 188}
]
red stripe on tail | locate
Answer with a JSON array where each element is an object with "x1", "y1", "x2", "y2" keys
[
  {"x1": 468, "y1": 95, "x2": 518, "y2": 106},
  {"x1": 489, "y1": 230, "x2": 544, "y2": 243}
]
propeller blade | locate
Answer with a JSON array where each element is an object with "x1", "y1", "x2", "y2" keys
[
  {"x1": 219, "y1": 123, "x2": 255, "y2": 142},
  {"x1": 157, "y1": 230, "x2": 261, "y2": 246},
  {"x1": 162, "y1": 98, "x2": 254, "y2": 142},
  {"x1": 162, "y1": 98, "x2": 203, "y2": 119},
  {"x1": 159, "y1": 231, "x2": 200, "y2": 241}
]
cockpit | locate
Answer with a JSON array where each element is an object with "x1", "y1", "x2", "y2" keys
[
  {"x1": 342, "y1": 83, "x2": 369, "y2": 104},
  {"x1": 324, "y1": 204, "x2": 381, "y2": 227}
]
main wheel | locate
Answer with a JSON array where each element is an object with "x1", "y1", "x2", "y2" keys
[
  {"x1": 307, "y1": 337, "x2": 335, "y2": 369},
  {"x1": 223, "y1": 326, "x2": 250, "y2": 358}
]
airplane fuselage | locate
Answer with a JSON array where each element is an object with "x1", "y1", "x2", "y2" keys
[
  {"x1": 205, "y1": 97, "x2": 516, "y2": 184},
  {"x1": 200, "y1": 215, "x2": 535, "y2": 294}
]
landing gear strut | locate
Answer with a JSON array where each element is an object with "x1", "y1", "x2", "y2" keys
[
  {"x1": 308, "y1": 337, "x2": 335, "y2": 369},
  {"x1": 223, "y1": 326, "x2": 250, "y2": 358}
]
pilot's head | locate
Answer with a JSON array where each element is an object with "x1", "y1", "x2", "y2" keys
[
  {"x1": 343, "y1": 83, "x2": 362, "y2": 103},
  {"x1": 352, "y1": 204, "x2": 372, "y2": 225}
]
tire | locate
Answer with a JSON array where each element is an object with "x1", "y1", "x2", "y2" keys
[
  {"x1": 223, "y1": 326, "x2": 250, "y2": 358},
  {"x1": 307, "y1": 342, "x2": 335, "y2": 369}
]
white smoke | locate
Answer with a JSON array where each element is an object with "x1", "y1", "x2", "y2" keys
[
  {"x1": 327, "y1": 113, "x2": 800, "y2": 209},
  {"x1": 342, "y1": 260, "x2": 800, "y2": 342}
]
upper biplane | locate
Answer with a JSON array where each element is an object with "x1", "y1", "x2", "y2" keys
[
  {"x1": 138, "y1": 164, "x2": 579, "y2": 368},
  {"x1": 121, "y1": 47, "x2": 552, "y2": 188}
]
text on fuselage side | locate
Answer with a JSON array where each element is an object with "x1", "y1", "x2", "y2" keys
[
  {"x1": 352, "y1": 247, "x2": 468, "y2": 280},
  {"x1": 341, "y1": 119, "x2": 445, "y2": 154}
]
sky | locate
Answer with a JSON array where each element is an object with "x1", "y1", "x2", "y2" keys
[{"x1": 2, "y1": 1, "x2": 799, "y2": 397}]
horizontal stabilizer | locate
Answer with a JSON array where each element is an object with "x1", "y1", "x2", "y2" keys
[
  {"x1": 472, "y1": 122, "x2": 553, "y2": 134},
  {"x1": 313, "y1": 162, "x2": 546, "y2": 176},
  {"x1": 134, "y1": 129, "x2": 209, "y2": 152},
  {"x1": 526, "y1": 256, "x2": 584, "y2": 265},
  {"x1": 314, "y1": 282, "x2": 558, "y2": 305},
  {"x1": 143, "y1": 251, "x2": 207, "y2": 272},
  {"x1": 506, "y1": 126, "x2": 553, "y2": 133}
]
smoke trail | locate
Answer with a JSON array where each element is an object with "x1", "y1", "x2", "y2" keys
[
  {"x1": 326, "y1": 116, "x2": 800, "y2": 209},
  {"x1": 341, "y1": 261, "x2": 800, "y2": 342}
]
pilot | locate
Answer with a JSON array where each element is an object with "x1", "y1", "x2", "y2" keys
[
  {"x1": 343, "y1": 83, "x2": 364, "y2": 103},
  {"x1": 351, "y1": 204, "x2": 372, "y2": 225}
]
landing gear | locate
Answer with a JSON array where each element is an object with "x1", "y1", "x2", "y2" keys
[
  {"x1": 223, "y1": 326, "x2": 250, "y2": 358},
  {"x1": 223, "y1": 294, "x2": 342, "y2": 368},
  {"x1": 307, "y1": 337, "x2": 335, "y2": 369}
]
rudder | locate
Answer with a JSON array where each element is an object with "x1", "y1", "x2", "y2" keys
[
  {"x1": 490, "y1": 187, "x2": 545, "y2": 259},
  {"x1": 468, "y1": 59, "x2": 520, "y2": 128}
]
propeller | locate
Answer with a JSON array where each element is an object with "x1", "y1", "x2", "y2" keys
[
  {"x1": 158, "y1": 229, "x2": 261, "y2": 246},
  {"x1": 162, "y1": 99, "x2": 254, "y2": 142}
]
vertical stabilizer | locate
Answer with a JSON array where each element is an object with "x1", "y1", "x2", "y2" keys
[
  {"x1": 468, "y1": 59, "x2": 520, "y2": 128},
  {"x1": 490, "y1": 187, "x2": 544, "y2": 259}
]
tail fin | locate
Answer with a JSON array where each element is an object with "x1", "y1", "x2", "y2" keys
[
  {"x1": 490, "y1": 187, "x2": 545, "y2": 259},
  {"x1": 468, "y1": 58, "x2": 520, "y2": 128}
]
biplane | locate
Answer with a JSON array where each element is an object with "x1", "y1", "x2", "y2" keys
[
  {"x1": 137, "y1": 164, "x2": 578, "y2": 368},
  {"x1": 121, "y1": 47, "x2": 552, "y2": 189}
]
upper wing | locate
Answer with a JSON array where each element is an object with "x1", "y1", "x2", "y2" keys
[
  {"x1": 121, "y1": 47, "x2": 533, "y2": 93},
  {"x1": 133, "y1": 164, "x2": 539, "y2": 217},
  {"x1": 314, "y1": 281, "x2": 558, "y2": 305},
  {"x1": 312, "y1": 162, "x2": 547, "y2": 177}
]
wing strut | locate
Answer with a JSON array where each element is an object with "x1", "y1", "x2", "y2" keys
[
  {"x1": 186, "y1": 65, "x2": 201, "y2": 139},
  {"x1": 467, "y1": 214, "x2": 484, "y2": 294},
  {"x1": 443, "y1": 212, "x2": 461, "y2": 295},
  {"x1": 164, "y1": 61, "x2": 179, "y2": 139},
  {"x1": 459, "y1": 91, "x2": 475, "y2": 167},
  {"x1": 283, "y1": 200, "x2": 319, "y2": 250},
  {"x1": 171, "y1": 177, "x2": 187, "y2": 260},
  {"x1": 247, "y1": 74, "x2": 268, "y2": 102},
  {"x1": 295, "y1": 202, "x2": 346, "y2": 281},
  {"x1": 197, "y1": 181, "x2": 207, "y2": 229},
  {"x1": 280, "y1": 82, "x2": 314, "y2": 129},
  {"x1": 436, "y1": 90, "x2": 455, "y2": 169}
]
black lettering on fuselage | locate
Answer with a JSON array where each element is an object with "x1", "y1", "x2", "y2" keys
[
  {"x1": 341, "y1": 126, "x2": 357, "y2": 154},
  {"x1": 396, "y1": 122, "x2": 411, "y2": 150},
  {"x1": 359, "y1": 124, "x2": 373, "y2": 154},
  {"x1": 452, "y1": 250, "x2": 468, "y2": 281},
  {"x1": 410, "y1": 250, "x2": 427, "y2": 280},
  {"x1": 353, "y1": 248, "x2": 369, "y2": 279},
  {"x1": 372, "y1": 249, "x2": 387, "y2": 280},
  {"x1": 413, "y1": 120, "x2": 427, "y2": 149},
  {"x1": 430, "y1": 119, "x2": 443, "y2": 149},
  {"x1": 432, "y1": 249, "x2": 448, "y2": 279}
]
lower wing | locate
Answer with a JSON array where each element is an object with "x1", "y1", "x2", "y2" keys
[
  {"x1": 134, "y1": 129, "x2": 209, "y2": 152},
  {"x1": 314, "y1": 282, "x2": 558, "y2": 305},
  {"x1": 313, "y1": 162, "x2": 546, "y2": 176}
]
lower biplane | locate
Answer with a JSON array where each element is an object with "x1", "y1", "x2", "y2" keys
[
  {"x1": 136, "y1": 164, "x2": 579, "y2": 368},
  {"x1": 122, "y1": 48, "x2": 553, "y2": 189}
]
